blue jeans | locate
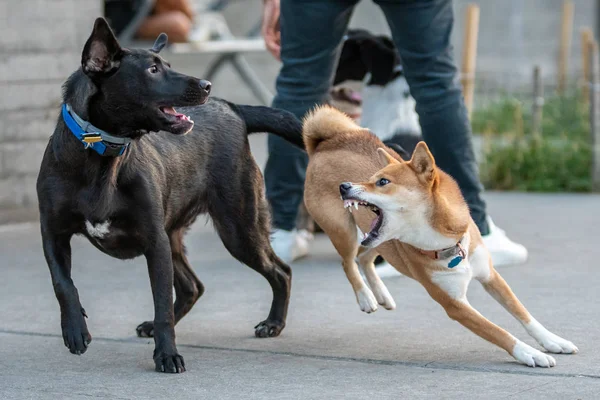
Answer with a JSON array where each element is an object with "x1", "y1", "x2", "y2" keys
[{"x1": 265, "y1": 0, "x2": 489, "y2": 235}]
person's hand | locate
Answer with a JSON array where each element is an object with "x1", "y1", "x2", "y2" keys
[{"x1": 261, "y1": 0, "x2": 281, "y2": 60}]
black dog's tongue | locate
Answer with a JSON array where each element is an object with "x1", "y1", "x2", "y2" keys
[
  {"x1": 162, "y1": 106, "x2": 180, "y2": 116},
  {"x1": 161, "y1": 106, "x2": 192, "y2": 122}
]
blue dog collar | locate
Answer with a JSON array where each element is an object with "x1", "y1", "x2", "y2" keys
[{"x1": 62, "y1": 103, "x2": 131, "y2": 157}]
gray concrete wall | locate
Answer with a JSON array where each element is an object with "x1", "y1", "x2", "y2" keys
[
  {"x1": 349, "y1": 0, "x2": 596, "y2": 82},
  {"x1": 0, "y1": 0, "x2": 101, "y2": 222},
  {"x1": 454, "y1": 0, "x2": 596, "y2": 85}
]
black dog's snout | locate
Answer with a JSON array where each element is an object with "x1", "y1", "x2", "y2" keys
[
  {"x1": 339, "y1": 182, "x2": 352, "y2": 195},
  {"x1": 199, "y1": 80, "x2": 211, "y2": 92}
]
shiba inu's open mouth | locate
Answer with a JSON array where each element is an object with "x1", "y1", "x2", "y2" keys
[{"x1": 342, "y1": 198, "x2": 383, "y2": 246}]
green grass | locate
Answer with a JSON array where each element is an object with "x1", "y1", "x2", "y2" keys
[{"x1": 473, "y1": 91, "x2": 592, "y2": 192}]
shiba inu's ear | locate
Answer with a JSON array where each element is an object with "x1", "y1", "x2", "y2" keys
[
  {"x1": 377, "y1": 148, "x2": 400, "y2": 166},
  {"x1": 151, "y1": 33, "x2": 168, "y2": 53},
  {"x1": 82, "y1": 17, "x2": 123, "y2": 77},
  {"x1": 410, "y1": 142, "x2": 437, "y2": 182}
]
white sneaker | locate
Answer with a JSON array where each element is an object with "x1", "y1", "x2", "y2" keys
[
  {"x1": 270, "y1": 229, "x2": 312, "y2": 264},
  {"x1": 375, "y1": 261, "x2": 403, "y2": 278},
  {"x1": 482, "y1": 216, "x2": 528, "y2": 266}
]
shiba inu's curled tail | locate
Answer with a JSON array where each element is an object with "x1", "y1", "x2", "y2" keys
[{"x1": 303, "y1": 105, "x2": 362, "y2": 156}]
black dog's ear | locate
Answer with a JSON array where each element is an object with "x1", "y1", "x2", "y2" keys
[
  {"x1": 360, "y1": 36, "x2": 399, "y2": 86},
  {"x1": 150, "y1": 33, "x2": 168, "y2": 53},
  {"x1": 81, "y1": 17, "x2": 123, "y2": 76}
]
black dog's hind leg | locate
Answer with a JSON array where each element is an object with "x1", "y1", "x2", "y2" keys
[
  {"x1": 137, "y1": 228, "x2": 204, "y2": 337},
  {"x1": 209, "y1": 159, "x2": 292, "y2": 338},
  {"x1": 41, "y1": 224, "x2": 91, "y2": 355},
  {"x1": 144, "y1": 230, "x2": 185, "y2": 373}
]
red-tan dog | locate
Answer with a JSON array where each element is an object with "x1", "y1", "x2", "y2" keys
[{"x1": 303, "y1": 106, "x2": 577, "y2": 367}]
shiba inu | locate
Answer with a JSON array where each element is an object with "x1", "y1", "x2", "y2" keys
[{"x1": 303, "y1": 106, "x2": 577, "y2": 367}]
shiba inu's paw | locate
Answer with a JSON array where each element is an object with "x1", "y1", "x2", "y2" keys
[
  {"x1": 373, "y1": 284, "x2": 396, "y2": 310},
  {"x1": 538, "y1": 333, "x2": 578, "y2": 354},
  {"x1": 512, "y1": 341, "x2": 556, "y2": 367},
  {"x1": 356, "y1": 287, "x2": 378, "y2": 313}
]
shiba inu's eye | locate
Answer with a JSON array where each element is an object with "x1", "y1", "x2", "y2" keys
[
  {"x1": 148, "y1": 65, "x2": 159, "y2": 74},
  {"x1": 376, "y1": 178, "x2": 390, "y2": 187}
]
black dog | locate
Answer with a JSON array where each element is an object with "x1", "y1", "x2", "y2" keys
[{"x1": 36, "y1": 18, "x2": 304, "y2": 373}]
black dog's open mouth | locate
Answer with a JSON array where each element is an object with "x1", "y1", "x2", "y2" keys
[
  {"x1": 343, "y1": 198, "x2": 383, "y2": 246},
  {"x1": 160, "y1": 106, "x2": 193, "y2": 124}
]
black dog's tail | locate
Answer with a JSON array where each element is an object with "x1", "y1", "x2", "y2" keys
[{"x1": 230, "y1": 103, "x2": 305, "y2": 149}]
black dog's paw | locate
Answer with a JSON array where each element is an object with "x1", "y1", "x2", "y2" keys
[
  {"x1": 154, "y1": 351, "x2": 186, "y2": 373},
  {"x1": 62, "y1": 309, "x2": 92, "y2": 355},
  {"x1": 254, "y1": 320, "x2": 285, "y2": 338},
  {"x1": 136, "y1": 321, "x2": 154, "y2": 338}
]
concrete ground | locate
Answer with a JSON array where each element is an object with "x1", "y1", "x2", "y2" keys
[{"x1": 1, "y1": 130, "x2": 599, "y2": 398}]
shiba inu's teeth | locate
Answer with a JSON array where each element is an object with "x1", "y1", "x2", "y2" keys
[{"x1": 354, "y1": 202, "x2": 359, "y2": 210}]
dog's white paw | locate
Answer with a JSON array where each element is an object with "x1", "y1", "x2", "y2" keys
[
  {"x1": 537, "y1": 333, "x2": 578, "y2": 354},
  {"x1": 356, "y1": 287, "x2": 378, "y2": 313},
  {"x1": 373, "y1": 284, "x2": 396, "y2": 310},
  {"x1": 512, "y1": 340, "x2": 556, "y2": 368}
]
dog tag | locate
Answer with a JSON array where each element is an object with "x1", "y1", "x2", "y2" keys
[
  {"x1": 82, "y1": 134, "x2": 102, "y2": 143},
  {"x1": 447, "y1": 256, "x2": 463, "y2": 269}
]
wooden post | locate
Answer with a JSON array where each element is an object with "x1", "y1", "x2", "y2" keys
[
  {"x1": 589, "y1": 40, "x2": 600, "y2": 191},
  {"x1": 581, "y1": 28, "x2": 593, "y2": 102},
  {"x1": 558, "y1": 0, "x2": 574, "y2": 94},
  {"x1": 461, "y1": 4, "x2": 480, "y2": 119},
  {"x1": 532, "y1": 66, "x2": 544, "y2": 137}
]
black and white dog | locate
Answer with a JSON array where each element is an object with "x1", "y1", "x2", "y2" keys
[{"x1": 332, "y1": 29, "x2": 422, "y2": 155}]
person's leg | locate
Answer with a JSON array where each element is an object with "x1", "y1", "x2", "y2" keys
[
  {"x1": 374, "y1": 0, "x2": 487, "y2": 234},
  {"x1": 265, "y1": 0, "x2": 358, "y2": 262},
  {"x1": 375, "y1": 0, "x2": 526, "y2": 266}
]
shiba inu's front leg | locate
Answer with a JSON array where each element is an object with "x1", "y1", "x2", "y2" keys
[
  {"x1": 480, "y1": 267, "x2": 578, "y2": 355},
  {"x1": 422, "y1": 273, "x2": 557, "y2": 367},
  {"x1": 344, "y1": 255, "x2": 378, "y2": 313},
  {"x1": 328, "y1": 229, "x2": 378, "y2": 313},
  {"x1": 357, "y1": 248, "x2": 396, "y2": 310}
]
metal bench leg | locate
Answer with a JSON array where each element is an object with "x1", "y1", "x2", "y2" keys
[
  {"x1": 204, "y1": 53, "x2": 273, "y2": 105},
  {"x1": 204, "y1": 54, "x2": 233, "y2": 81},
  {"x1": 230, "y1": 55, "x2": 274, "y2": 105}
]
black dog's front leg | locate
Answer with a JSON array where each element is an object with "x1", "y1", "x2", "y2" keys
[
  {"x1": 145, "y1": 231, "x2": 185, "y2": 373},
  {"x1": 41, "y1": 224, "x2": 91, "y2": 355}
]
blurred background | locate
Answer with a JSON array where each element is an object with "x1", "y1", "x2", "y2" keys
[{"x1": 1, "y1": 0, "x2": 598, "y2": 224}]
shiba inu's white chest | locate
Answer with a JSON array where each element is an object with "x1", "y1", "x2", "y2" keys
[{"x1": 85, "y1": 220, "x2": 111, "y2": 238}]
